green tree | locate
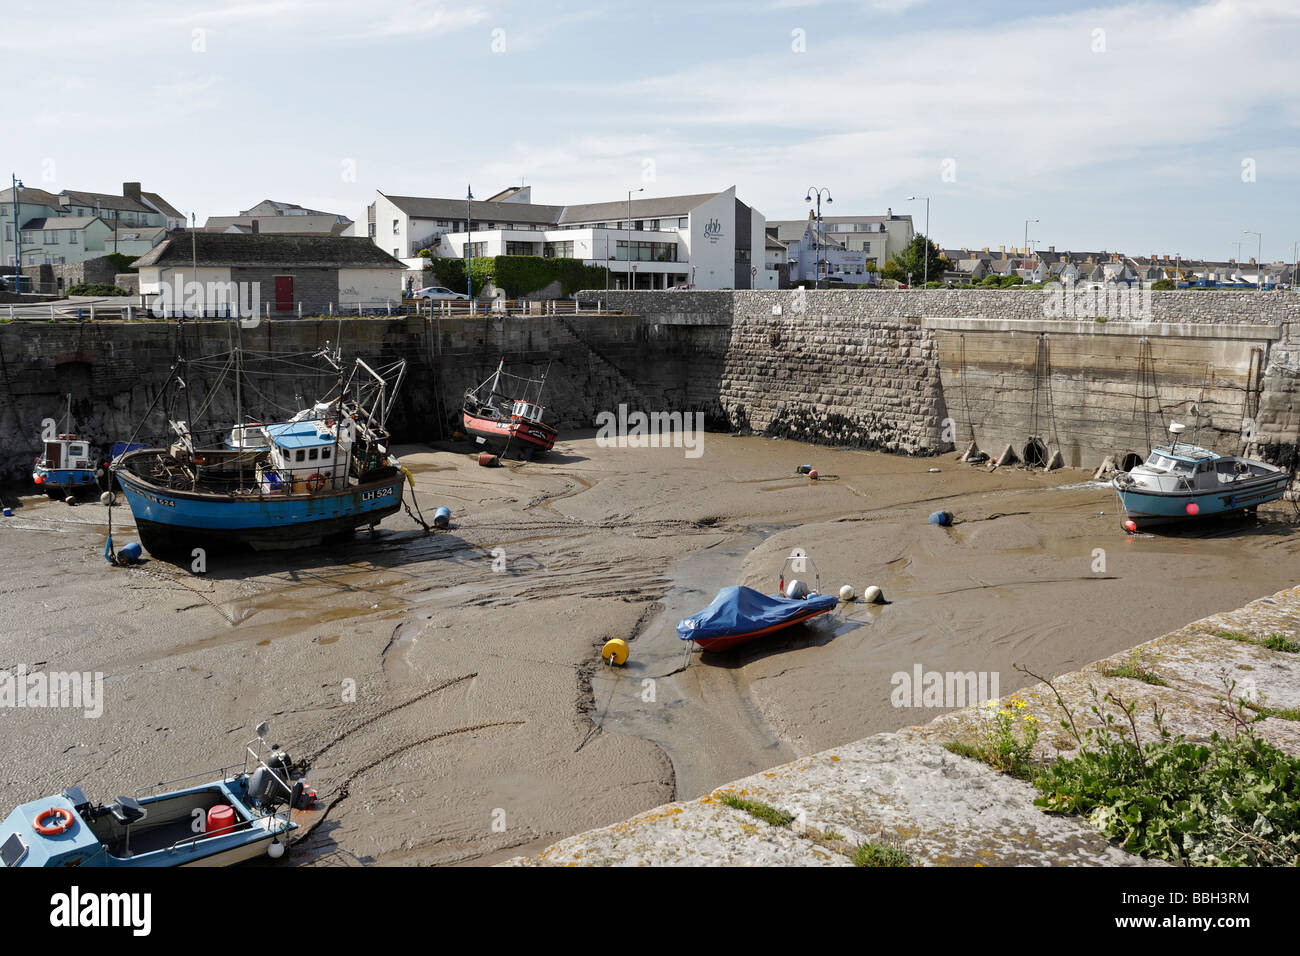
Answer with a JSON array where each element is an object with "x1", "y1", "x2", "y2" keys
[{"x1": 880, "y1": 234, "x2": 951, "y2": 285}]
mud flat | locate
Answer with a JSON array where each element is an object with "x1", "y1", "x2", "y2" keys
[{"x1": 0, "y1": 432, "x2": 1296, "y2": 865}]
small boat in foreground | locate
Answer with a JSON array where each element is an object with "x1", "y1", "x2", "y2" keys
[
  {"x1": 1113, "y1": 423, "x2": 1290, "y2": 529},
  {"x1": 0, "y1": 722, "x2": 315, "y2": 868},
  {"x1": 463, "y1": 358, "x2": 557, "y2": 458},
  {"x1": 677, "y1": 585, "x2": 839, "y2": 652}
]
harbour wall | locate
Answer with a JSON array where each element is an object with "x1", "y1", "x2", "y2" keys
[
  {"x1": 1, "y1": 288, "x2": 1298, "y2": 481},
  {"x1": 593, "y1": 289, "x2": 1300, "y2": 469}
]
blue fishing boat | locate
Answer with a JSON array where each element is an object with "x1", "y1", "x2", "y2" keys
[
  {"x1": 111, "y1": 348, "x2": 412, "y2": 556},
  {"x1": 0, "y1": 722, "x2": 316, "y2": 868},
  {"x1": 33, "y1": 394, "x2": 103, "y2": 497},
  {"x1": 1112, "y1": 424, "x2": 1290, "y2": 529},
  {"x1": 678, "y1": 585, "x2": 838, "y2": 652}
]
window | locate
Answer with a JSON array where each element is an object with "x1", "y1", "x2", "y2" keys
[
  {"x1": 544, "y1": 241, "x2": 574, "y2": 258},
  {"x1": 69, "y1": 231, "x2": 78, "y2": 244},
  {"x1": 309, "y1": 448, "x2": 319, "y2": 461},
  {"x1": 295, "y1": 450, "x2": 305, "y2": 462},
  {"x1": 506, "y1": 241, "x2": 539, "y2": 256},
  {"x1": 392, "y1": 219, "x2": 399, "y2": 234},
  {"x1": 393, "y1": 248, "x2": 399, "y2": 257},
  {"x1": 678, "y1": 218, "x2": 688, "y2": 228},
  {"x1": 321, "y1": 448, "x2": 332, "y2": 460},
  {"x1": 45, "y1": 230, "x2": 56, "y2": 244},
  {"x1": 464, "y1": 241, "x2": 487, "y2": 257}
]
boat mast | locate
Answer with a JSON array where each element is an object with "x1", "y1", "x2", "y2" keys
[{"x1": 491, "y1": 356, "x2": 504, "y2": 398}]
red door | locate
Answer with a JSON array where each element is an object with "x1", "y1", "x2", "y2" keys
[{"x1": 274, "y1": 275, "x2": 294, "y2": 312}]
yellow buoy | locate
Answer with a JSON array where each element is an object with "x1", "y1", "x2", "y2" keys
[{"x1": 601, "y1": 638, "x2": 630, "y2": 666}]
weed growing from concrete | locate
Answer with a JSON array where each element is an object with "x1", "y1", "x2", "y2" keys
[
  {"x1": 1102, "y1": 647, "x2": 1168, "y2": 686},
  {"x1": 943, "y1": 693, "x2": 1040, "y2": 780},
  {"x1": 1215, "y1": 630, "x2": 1300, "y2": 653},
  {"x1": 853, "y1": 841, "x2": 913, "y2": 867},
  {"x1": 718, "y1": 793, "x2": 795, "y2": 827},
  {"x1": 1022, "y1": 667, "x2": 1300, "y2": 866}
]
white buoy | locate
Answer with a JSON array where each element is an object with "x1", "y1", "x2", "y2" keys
[
  {"x1": 928, "y1": 467, "x2": 940, "y2": 473},
  {"x1": 838, "y1": 584, "x2": 855, "y2": 602},
  {"x1": 100, "y1": 491, "x2": 115, "y2": 506},
  {"x1": 267, "y1": 840, "x2": 285, "y2": 860},
  {"x1": 863, "y1": 585, "x2": 884, "y2": 604},
  {"x1": 64, "y1": 495, "x2": 76, "y2": 506}
]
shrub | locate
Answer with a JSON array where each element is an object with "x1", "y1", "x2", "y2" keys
[{"x1": 65, "y1": 282, "x2": 132, "y2": 297}]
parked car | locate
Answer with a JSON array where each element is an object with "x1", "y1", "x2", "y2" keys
[{"x1": 413, "y1": 286, "x2": 469, "y2": 300}]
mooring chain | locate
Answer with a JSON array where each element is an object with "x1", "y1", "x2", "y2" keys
[
  {"x1": 291, "y1": 721, "x2": 524, "y2": 847},
  {"x1": 297, "y1": 672, "x2": 478, "y2": 769}
]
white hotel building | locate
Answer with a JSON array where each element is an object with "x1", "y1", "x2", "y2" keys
[{"x1": 367, "y1": 186, "x2": 778, "y2": 290}]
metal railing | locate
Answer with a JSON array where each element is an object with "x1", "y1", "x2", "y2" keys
[{"x1": 3, "y1": 296, "x2": 624, "y2": 321}]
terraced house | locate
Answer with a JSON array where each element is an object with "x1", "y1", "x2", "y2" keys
[{"x1": 1, "y1": 181, "x2": 181, "y2": 267}]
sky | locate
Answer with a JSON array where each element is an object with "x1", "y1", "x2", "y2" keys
[{"x1": 4, "y1": 0, "x2": 1298, "y2": 262}]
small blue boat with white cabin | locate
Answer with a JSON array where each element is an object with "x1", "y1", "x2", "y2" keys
[
  {"x1": 1112, "y1": 423, "x2": 1290, "y2": 529},
  {"x1": 33, "y1": 394, "x2": 103, "y2": 497},
  {"x1": 112, "y1": 351, "x2": 411, "y2": 556},
  {"x1": 0, "y1": 722, "x2": 317, "y2": 868}
]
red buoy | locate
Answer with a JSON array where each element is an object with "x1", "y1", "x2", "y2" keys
[
  {"x1": 1185, "y1": 502, "x2": 1199, "y2": 516},
  {"x1": 477, "y1": 452, "x2": 500, "y2": 468},
  {"x1": 207, "y1": 805, "x2": 236, "y2": 837},
  {"x1": 1124, "y1": 519, "x2": 1137, "y2": 532}
]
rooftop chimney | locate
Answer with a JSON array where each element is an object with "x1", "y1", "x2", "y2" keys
[
  {"x1": 123, "y1": 182, "x2": 142, "y2": 202},
  {"x1": 251, "y1": 219, "x2": 260, "y2": 234},
  {"x1": 999, "y1": 244, "x2": 1006, "y2": 257}
]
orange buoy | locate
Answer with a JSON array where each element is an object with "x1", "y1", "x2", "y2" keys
[{"x1": 477, "y1": 452, "x2": 500, "y2": 468}]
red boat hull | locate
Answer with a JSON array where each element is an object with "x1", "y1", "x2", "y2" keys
[
  {"x1": 689, "y1": 605, "x2": 834, "y2": 652},
  {"x1": 462, "y1": 411, "x2": 557, "y2": 453}
]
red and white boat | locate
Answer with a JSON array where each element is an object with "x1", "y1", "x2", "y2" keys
[{"x1": 462, "y1": 358, "x2": 557, "y2": 458}]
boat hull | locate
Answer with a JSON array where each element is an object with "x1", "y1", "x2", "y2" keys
[
  {"x1": 462, "y1": 410, "x2": 557, "y2": 455},
  {"x1": 115, "y1": 454, "x2": 405, "y2": 553},
  {"x1": 689, "y1": 605, "x2": 836, "y2": 652},
  {"x1": 1115, "y1": 473, "x2": 1289, "y2": 527},
  {"x1": 33, "y1": 466, "x2": 99, "y2": 493}
]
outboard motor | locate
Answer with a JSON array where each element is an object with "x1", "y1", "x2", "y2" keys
[{"x1": 247, "y1": 751, "x2": 295, "y2": 810}]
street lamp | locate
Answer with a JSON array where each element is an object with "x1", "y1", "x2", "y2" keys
[
  {"x1": 9, "y1": 174, "x2": 24, "y2": 278},
  {"x1": 464, "y1": 185, "x2": 478, "y2": 301},
  {"x1": 908, "y1": 195, "x2": 931, "y2": 288},
  {"x1": 1244, "y1": 230, "x2": 1262, "y2": 290},
  {"x1": 1023, "y1": 218, "x2": 1038, "y2": 257},
  {"x1": 805, "y1": 186, "x2": 832, "y2": 290},
  {"x1": 626, "y1": 186, "x2": 643, "y2": 290}
]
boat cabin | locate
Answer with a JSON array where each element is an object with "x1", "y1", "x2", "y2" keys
[
  {"x1": 260, "y1": 421, "x2": 348, "y2": 494},
  {"x1": 40, "y1": 435, "x2": 91, "y2": 471},
  {"x1": 1132, "y1": 444, "x2": 1273, "y2": 492},
  {"x1": 510, "y1": 400, "x2": 545, "y2": 424}
]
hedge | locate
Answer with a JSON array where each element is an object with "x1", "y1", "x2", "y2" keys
[{"x1": 424, "y1": 255, "x2": 609, "y2": 298}]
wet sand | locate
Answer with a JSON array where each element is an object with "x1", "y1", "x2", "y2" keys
[{"x1": 1, "y1": 432, "x2": 1296, "y2": 865}]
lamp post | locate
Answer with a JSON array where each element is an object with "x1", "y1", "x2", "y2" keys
[
  {"x1": 1023, "y1": 218, "x2": 1038, "y2": 257},
  {"x1": 908, "y1": 195, "x2": 931, "y2": 288},
  {"x1": 9, "y1": 174, "x2": 23, "y2": 279},
  {"x1": 1244, "y1": 230, "x2": 1262, "y2": 290},
  {"x1": 465, "y1": 185, "x2": 474, "y2": 300},
  {"x1": 805, "y1": 186, "x2": 832, "y2": 289},
  {"x1": 626, "y1": 186, "x2": 643, "y2": 290}
]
